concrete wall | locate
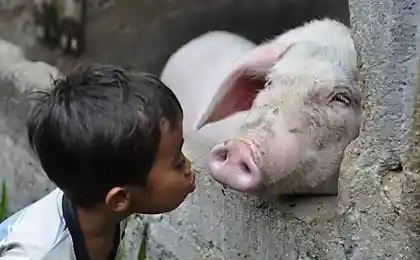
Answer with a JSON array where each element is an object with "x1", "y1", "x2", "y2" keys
[
  {"x1": 338, "y1": 0, "x2": 420, "y2": 258},
  {"x1": 0, "y1": 0, "x2": 419, "y2": 259},
  {"x1": 0, "y1": 39, "x2": 59, "y2": 214}
]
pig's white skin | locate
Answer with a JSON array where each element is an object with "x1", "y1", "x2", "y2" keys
[
  {"x1": 163, "y1": 18, "x2": 362, "y2": 198},
  {"x1": 160, "y1": 31, "x2": 257, "y2": 134}
]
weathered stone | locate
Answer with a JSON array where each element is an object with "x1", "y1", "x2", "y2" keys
[
  {"x1": 0, "y1": 62, "x2": 59, "y2": 216},
  {"x1": 0, "y1": 38, "x2": 24, "y2": 65},
  {"x1": 0, "y1": 0, "x2": 419, "y2": 259},
  {"x1": 336, "y1": 0, "x2": 420, "y2": 259}
]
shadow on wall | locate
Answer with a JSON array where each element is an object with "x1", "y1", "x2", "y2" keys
[
  {"x1": 27, "y1": 0, "x2": 350, "y2": 75},
  {"x1": 132, "y1": 0, "x2": 350, "y2": 75}
]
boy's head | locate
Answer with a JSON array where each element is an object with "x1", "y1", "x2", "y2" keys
[{"x1": 27, "y1": 63, "x2": 195, "y2": 215}]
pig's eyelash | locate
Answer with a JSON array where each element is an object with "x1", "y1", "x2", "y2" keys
[{"x1": 331, "y1": 93, "x2": 351, "y2": 105}]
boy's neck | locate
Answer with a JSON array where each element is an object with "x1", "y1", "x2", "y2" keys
[
  {"x1": 75, "y1": 206, "x2": 123, "y2": 260},
  {"x1": 76, "y1": 206, "x2": 119, "y2": 236}
]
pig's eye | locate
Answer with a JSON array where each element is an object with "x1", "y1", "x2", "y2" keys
[{"x1": 331, "y1": 94, "x2": 351, "y2": 106}]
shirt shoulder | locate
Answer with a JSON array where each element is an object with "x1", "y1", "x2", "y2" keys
[{"x1": 0, "y1": 188, "x2": 75, "y2": 260}]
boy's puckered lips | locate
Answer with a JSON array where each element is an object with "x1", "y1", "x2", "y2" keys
[{"x1": 184, "y1": 157, "x2": 195, "y2": 192}]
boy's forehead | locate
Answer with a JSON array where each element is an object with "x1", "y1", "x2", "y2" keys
[
  {"x1": 160, "y1": 118, "x2": 183, "y2": 146},
  {"x1": 161, "y1": 117, "x2": 183, "y2": 134},
  {"x1": 155, "y1": 121, "x2": 183, "y2": 160}
]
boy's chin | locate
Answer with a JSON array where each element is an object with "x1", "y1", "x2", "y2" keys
[{"x1": 131, "y1": 202, "x2": 184, "y2": 215}]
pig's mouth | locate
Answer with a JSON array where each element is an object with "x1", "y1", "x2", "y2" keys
[{"x1": 207, "y1": 138, "x2": 264, "y2": 192}]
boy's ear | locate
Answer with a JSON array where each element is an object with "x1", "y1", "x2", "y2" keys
[{"x1": 105, "y1": 187, "x2": 131, "y2": 213}]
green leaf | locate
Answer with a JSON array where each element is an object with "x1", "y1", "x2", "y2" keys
[
  {"x1": 116, "y1": 237, "x2": 126, "y2": 260},
  {"x1": 137, "y1": 237, "x2": 146, "y2": 260},
  {"x1": 0, "y1": 181, "x2": 6, "y2": 221},
  {"x1": 117, "y1": 222, "x2": 148, "y2": 260},
  {"x1": 137, "y1": 222, "x2": 148, "y2": 260}
]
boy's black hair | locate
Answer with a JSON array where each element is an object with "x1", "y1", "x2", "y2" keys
[{"x1": 27, "y1": 63, "x2": 183, "y2": 208}]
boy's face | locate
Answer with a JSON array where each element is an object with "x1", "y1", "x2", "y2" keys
[{"x1": 107, "y1": 117, "x2": 196, "y2": 215}]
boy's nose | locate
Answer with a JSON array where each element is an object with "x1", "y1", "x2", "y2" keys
[{"x1": 184, "y1": 157, "x2": 192, "y2": 175}]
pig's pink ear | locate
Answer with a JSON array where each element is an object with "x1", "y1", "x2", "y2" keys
[{"x1": 194, "y1": 42, "x2": 292, "y2": 130}]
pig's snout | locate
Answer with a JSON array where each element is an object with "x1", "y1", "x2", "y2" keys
[{"x1": 208, "y1": 140, "x2": 263, "y2": 192}]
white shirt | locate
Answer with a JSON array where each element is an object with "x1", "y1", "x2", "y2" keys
[{"x1": 0, "y1": 188, "x2": 127, "y2": 260}]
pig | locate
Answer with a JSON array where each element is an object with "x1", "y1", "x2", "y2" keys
[
  {"x1": 204, "y1": 18, "x2": 362, "y2": 197},
  {"x1": 162, "y1": 18, "x2": 362, "y2": 198},
  {"x1": 32, "y1": 0, "x2": 86, "y2": 56},
  {"x1": 160, "y1": 30, "x2": 257, "y2": 134}
]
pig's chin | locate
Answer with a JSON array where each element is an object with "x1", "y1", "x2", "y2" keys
[{"x1": 207, "y1": 142, "x2": 264, "y2": 192}]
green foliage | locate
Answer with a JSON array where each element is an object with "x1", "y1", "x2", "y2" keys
[
  {"x1": 117, "y1": 222, "x2": 148, "y2": 260},
  {"x1": 137, "y1": 222, "x2": 148, "y2": 260},
  {"x1": 116, "y1": 238, "x2": 146, "y2": 260},
  {"x1": 137, "y1": 236, "x2": 146, "y2": 260},
  {"x1": 116, "y1": 236, "x2": 126, "y2": 260},
  {"x1": 0, "y1": 180, "x2": 6, "y2": 221}
]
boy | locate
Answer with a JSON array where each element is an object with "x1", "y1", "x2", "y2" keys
[{"x1": 0, "y1": 63, "x2": 196, "y2": 260}]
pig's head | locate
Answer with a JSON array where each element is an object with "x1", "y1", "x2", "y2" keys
[{"x1": 199, "y1": 19, "x2": 363, "y2": 196}]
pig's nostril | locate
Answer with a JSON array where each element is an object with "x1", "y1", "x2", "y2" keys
[
  {"x1": 212, "y1": 147, "x2": 228, "y2": 162},
  {"x1": 210, "y1": 143, "x2": 257, "y2": 176},
  {"x1": 240, "y1": 162, "x2": 251, "y2": 174}
]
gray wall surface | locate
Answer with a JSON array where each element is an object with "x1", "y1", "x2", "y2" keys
[
  {"x1": 13, "y1": 0, "x2": 350, "y2": 75},
  {"x1": 0, "y1": 39, "x2": 59, "y2": 214},
  {"x1": 0, "y1": 0, "x2": 419, "y2": 259}
]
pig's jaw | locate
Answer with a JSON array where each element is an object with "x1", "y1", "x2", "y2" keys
[{"x1": 207, "y1": 138, "x2": 264, "y2": 192}]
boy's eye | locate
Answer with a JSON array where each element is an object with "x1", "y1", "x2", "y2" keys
[{"x1": 175, "y1": 155, "x2": 186, "y2": 168}]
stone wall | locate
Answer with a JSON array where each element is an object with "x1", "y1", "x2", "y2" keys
[
  {"x1": 339, "y1": 0, "x2": 420, "y2": 258},
  {"x1": 0, "y1": 0, "x2": 419, "y2": 259},
  {"x1": 0, "y1": 39, "x2": 59, "y2": 214}
]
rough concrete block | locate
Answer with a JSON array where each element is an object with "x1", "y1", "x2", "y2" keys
[
  {"x1": 337, "y1": 0, "x2": 420, "y2": 259},
  {"x1": 0, "y1": 61, "x2": 61, "y2": 93},
  {"x1": 0, "y1": 0, "x2": 419, "y2": 259},
  {"x1": 0, "y1": 42, "x2": 59, "y2": 216},
  {"x1": 0, "y1": 38, "x2": 24, "y2": 65}
]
